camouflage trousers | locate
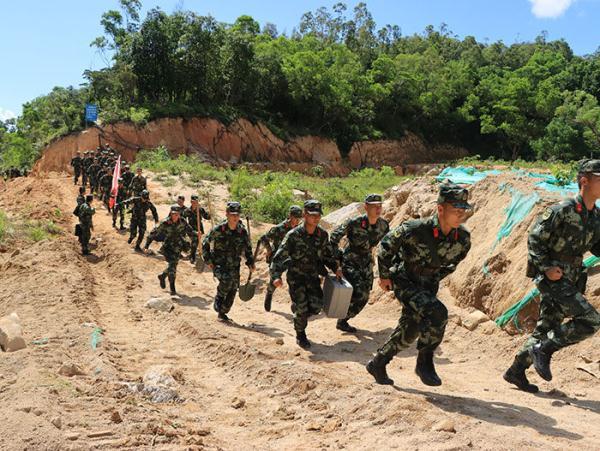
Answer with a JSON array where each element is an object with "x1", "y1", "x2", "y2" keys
[
  {"x1": 73, "y1": 168, "x2": 81, "y2": 184},
  {"x1": 378, "y1": 283, "x2": 448, "y2": 360},
  {"x1": 160, "y1": 248, "x2": 180, "y2": 277},
  {"x1": 82, "y1": 171, "x2": 88, "y2": 187},
  {"x1": 213, "y1": 265, "x2": 241, "y2": 314},
  {"x1": 129, "y1": 216, "x2": 147, "y2": 247},
  {"x1": 189, "y1": 233, "x2": 199, "y2": 259},
  {"x1": 516, "y1": 276, "x2": 600, "y2": 367},
  {"x1": 78, "y1": 225, "x2": 91, "y2": 253},
  {"x1": 112, "y1": 204, "x2": 125, "y2": 227},
  {"x1": 287, "y1": 273, "x2": 323, "y2": 333},
  {"x1": 341, "y1": 262, "x2": 373, "y2": 320}
]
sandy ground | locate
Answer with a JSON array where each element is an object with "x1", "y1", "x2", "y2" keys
[{"x1": 0, "y1": 173, "x2": 599, "y2": 451}]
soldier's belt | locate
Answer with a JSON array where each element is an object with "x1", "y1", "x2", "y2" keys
[{"x1": 549, "y1": 252, "x2": 583, "y2": 266}]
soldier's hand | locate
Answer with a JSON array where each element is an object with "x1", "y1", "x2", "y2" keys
[
  {"x1": 335, "y1": 268, "x2": 343, "y2": 280},
  {"x1": 545, "y1": 266, "x2": 563, "y2": 281},
  {"x1": 208, "y1": 263, "x2": 214, "y2": 270},
  {"x1": 379, "y1": 278, "x2": 392, "y2": 291},
  {"x1": 273, "y1": 279, "x2": 283, "y2": 288}
]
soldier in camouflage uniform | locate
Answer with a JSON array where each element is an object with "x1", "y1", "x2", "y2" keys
[
  {"x1": 152, "y1": 205, "x2": 192, "y2": 295},
  {"x1": 75, "y1": 194, "x2": 95, "y2": 255},
  {"x1": 258, "y1": 205, "x2": 303, "y2": 311},
  {"x1": 367, "y1": 184, "x2": 472, "y2": 386},
  {"x1": 504, "y1": 160, "x2": 600, "y2": 393},
  {"x1": 121, "y1": 165, "x2": 134, "y2": 196},
  {"x1": 99, "y1": 167, "x2": 113, "y2": 211},
  {"x1": 76, "y1": 186, "x2": 86, "y2": 208},
  {"x1": 70, "y1": 151, "x2": 82, "y2": 185},
  {"x1": 182, "y1": 194, "x2": 211, "y2": 264},
  {"x1": 122, "y1": 189, "x2": 159, "y2": 252},
  {"x1": 128, "y1": 167, "x2": 147, "y2": 197},
  {"x1": 330, "y1": 194, "x2": 390, "y2": 333},
  {"x1": 88, "y1": 159, "x2": 101, "y2": 194},
  {"x1": 112, "y1": 178, "x2": 128, "y2": 230},
  {"x1": 81, "y1": 151, "x2": 92, "y2": 188},
  {"x1": 270, "y1": 200, "x2": 342, "y2": 349},
  {"x1": 202, "y1": 202, "x2": 255, "y2": 322}
]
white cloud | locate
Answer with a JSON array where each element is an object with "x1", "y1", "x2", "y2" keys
[
  {"x1": 529, "y1": 0, "x2": 575, "y2": 18},
  {"x1": 0, "y1": 107, "x2": 16, "y2": 122}
]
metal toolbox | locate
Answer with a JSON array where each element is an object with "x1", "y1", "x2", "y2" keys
[{"x1": 322, "y1": 275, "x2": 353, "y2": 318}]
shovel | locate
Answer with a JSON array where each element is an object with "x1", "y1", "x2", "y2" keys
[{"x1": 239, "y1": 215, "x2": 257, "y2": 301}]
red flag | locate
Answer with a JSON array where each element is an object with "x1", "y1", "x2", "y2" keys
[{"x1": 109, "y1": 156, "x2": 121, "y2": 209}]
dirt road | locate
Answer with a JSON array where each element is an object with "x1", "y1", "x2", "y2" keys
[{"x1": 0, "y1": 174, "x2": 598, "y2": 450}]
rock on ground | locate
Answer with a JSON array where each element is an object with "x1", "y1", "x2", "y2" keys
[
  {"x1": 145, "y1": 296, "x2": 175, "y2": 313},
  {"x1": 0, "y1": 312, "x2": 26, "y2": 352},
  {"x1": 462, "y1": 310, "x2": 490, "y2": 331}
]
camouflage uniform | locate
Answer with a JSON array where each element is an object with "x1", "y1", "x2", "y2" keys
[
  {"x1": 507, "y1": 186, "x2": 600, "y2": 387},
  {"x1": 81, "y1": 153, "x2": 92, "y2": 187},
  {"x1": 129, "y1": 174, "x2": 147, "y2": 197},
  {"x1": 330, "y1": 198, "x2": 389, "y2": 324},
  {"x1": 70, "y1": 154, "x2": 82, "y2": 184},
  {"x1": 99, "y1": 171, "x2": 113, "y2": 210},
  {"x1": 112, "y1": 184, "x2": 128, "y2": 229},
  {"x1": 270, "y1": 201, "x2": 338, "y2": 338},
  {"x1": 76, "y1": 199, "x2": 95, "y2": 255},
  {"x1": 259, "y1": 205, "x2": 303, "y2": 307},
  {"x1": 367, "y1": 184, "x2": 471, "y2": 386},
  {"x1": 182, "y1": 201, "x2": 211, "y2": 263},
  {"x1": 202, "y1": 203, "x2": 254, "y2": 316},
  {"x1": 123, "y1": 193, "x2": 159, "y2": 249},
  {"x1": 155, "y1": 208, "x2": 192, "y2": 294},
  {"x1": 121, "y1": 168, "x2": 134, "y2": 195},
  {"x1": 88, "y1": 162, "x2": 101, "y2": 193}
]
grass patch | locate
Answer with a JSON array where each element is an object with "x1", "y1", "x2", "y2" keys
[
  {"x1": 0, "y1": 211, "x2": 63, "y2": 244},
  {"x1": 0, "y1": 210, "x2": 14, "y2": 242}
]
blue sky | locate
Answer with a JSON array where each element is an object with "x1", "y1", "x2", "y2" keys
[{"x1": 1, "y1": 0, "x2": 599, "y2": 120}]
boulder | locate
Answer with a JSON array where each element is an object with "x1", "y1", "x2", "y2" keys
[
  {"x1": 0, "y1": 313, "x2": 26, "y2": 352},
  {"x1": 462, "y1": 310, "x2": 490, "y2": 331},
  {"x1": 58, "y1": 362, "x2": 86, "y2": 377},
  {"x1": 321, "y1": 202, "x2": 363, "y2": 230},
  {"x1": 145, "y1": 296, "x2": 174, "y2": 313}
]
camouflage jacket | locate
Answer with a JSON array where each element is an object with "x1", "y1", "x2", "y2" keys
[
  {"x1": 129, "y1": 175, "x2": 147, "y2": 195},
  {"x1": 182, "y1": 206, "x2": 210, "y2": 233},
  {"x1": 99, "y1": 173, "x2": 112, "y2": 191},
  {"x1": 77, "y1": 203, "x2": 95, "y2": 227},
  {"x1": 155, "y1": 218, "x2": 192, "y2": 256},
  {"x1": 82, "y1": 157, "x2": 92, "y2": 169},
  {"x1": 121, "y1": 171, "x2": 134, "y2": 189},
  {"x1": 76, "y1": 194, "x2": 85, "y2": 206},
  {"x1": 202, "y1": 220, "x2": 254, "y2": 268},
  {"x1": 330, "y1": 215, "x2": 390, "y2": 266},
  {"x1": 87, "y1": 163, "x2": 101, "y2": 179},
  {"x1": 378, "y1": 214, "x2": 471, "y2": 289},
  {"x1": 259, "y1": 219, "x2": 296, "y2": 255},
  {"x1": 122, "y1": 197, "x2": 159, "y2": 222},
  {"x1": 71, "y1": 156, "x2": 82, "y2": 169},
  {"x1": 114, "y1": 186, "x2": 128, "y2": 204},
  {"x1": 528, "y1": 194, "x2": 600, "y2": 283},
  {"x1": 270, "y1": 225, "x2": 338, "y2": 281}
]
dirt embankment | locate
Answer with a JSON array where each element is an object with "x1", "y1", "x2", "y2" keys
[{"x1": 33, "y1": 117, "x2": 467, "y2": 176}]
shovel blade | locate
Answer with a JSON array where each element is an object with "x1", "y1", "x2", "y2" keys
[
  {"x1": 195, "y1": 255, "x2": 206, "y2": 272},
  {"x1": 238, "y1": 283, "x2": 256, "y2": 302}
]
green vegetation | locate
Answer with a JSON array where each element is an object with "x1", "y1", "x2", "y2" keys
[
  {"x1": 3, "y1": 2, "x2": 600, "y2": 171},
  {"x1": 0, "y1": 209, "x2": 62, "y2": 244},
  {"x1": 138, "y1": 148, "x2": 407, "y2": 222}
]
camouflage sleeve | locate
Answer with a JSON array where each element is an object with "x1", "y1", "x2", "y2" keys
[
  {"x1": 259, "y1": 225, "x2": 278, "y2": 251},
  {"x1": 201, "y1": 207, "x2": 210, "y2": 220},
  {"x1": 149, "y1": 203, "x2": 159, "y2": 223},
  {"x1": 322, "y1": 232, "x2": 339, "y2": 273},
  {"x1": 591, "y1": 240, "x2": 600, "y2": 257},
  {"x1": 330, "y1": 219, "x2": 350, "y2": 260},
  {"x1": 377, "y1": 225, "x2": 406, "y2": 280},
  {"x1": 528, "y1": 207, "x2": 561, "y2": 273},
  {"x1": 202, "y1": 228, "x2": 216, "y2": 265},
  {"x1": 270, "y1": 232, "x2": 291, "y2": 281}
]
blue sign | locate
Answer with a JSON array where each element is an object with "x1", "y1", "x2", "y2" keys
[{"x1": 85, "y1": 104, "x2": 98, "y2": 122}]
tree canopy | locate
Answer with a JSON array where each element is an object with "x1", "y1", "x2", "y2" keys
[{"x1": 3, "y1": 1, "x2": 600, "y2": 170}]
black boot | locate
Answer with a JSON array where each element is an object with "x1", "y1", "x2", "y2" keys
[
  {"x1": 296, "y1": 331, "x2": 311, "y2": 349},
  {"x1": 530, "y1": 341, "x2": 558, "y2": 381},
  {"x1": 218, "y1": 312, "x2": 231, "y2": 322},
  {"x1": 158, "y1": 273, "x2": 166, "y2": 289},
  {"x1": 264, "y1": 291, "x2": 273, "y2": 312},
  {"x1": 189, "y1": 250, "x2": 196, "y2": 264},
  {"x1": 366, "y1": 353, "x2": 394, "y2": 385},
  {"x1": 336, "y1": 319, "x2": 357, "y2": 333},
  {"x1": 127, "y1": 235, "x2": 134, "y2": 244},
  {"x1": 415, "y1": 350, "x2": 442, "y2": 386},
  {"x1": 503, "y1": 358, "x2": 539, "y2": 393},
  {"x1": 168, "y1": 274, "x2": 177, "y2": 295},
  {"x1": 134, "y1": 245, "x2": 143, "y2": 252}
]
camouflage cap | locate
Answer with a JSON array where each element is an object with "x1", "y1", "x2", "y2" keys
[
  {"x1": 437, "y1": 183, "x2": 472, "y2": 209},
  {"x1": 578, "y1": 159, "x2": 600, "y2": 175},
  {"x1": 289, "y1": 205, "x2": 303, "y2": 218},
  {"x1": 177, "y1": 194, "x2": 185, "y2": 201},
  {"x1": 191, "y1": 194, "x2": 199, "y2": 201},
  {"x1": 141, "y1": 189, "x2": 150, "y2": 199},
  {"x1": 226, "y1": 201, "x2": 242, "y2": 215},
  {"x1": 169, "y1": 204, "x2": 181, "y2": 214},
  {"x1": 365, "y1": 193, "x2": 383, "y2": 204},
  {"x1": 304, "y1": 199, "x2": 323, "y2": 215}
]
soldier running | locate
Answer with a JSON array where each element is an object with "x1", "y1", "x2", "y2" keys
[
  {"x1": 367, "y1": 183, "x2": 472, "y2": 386},
  {"x1": 122, "y1": 189, "x2": 159, "y2": 252},
  {"x1": 182, "y1": 194, "x2": 211, "y2": 264}
]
